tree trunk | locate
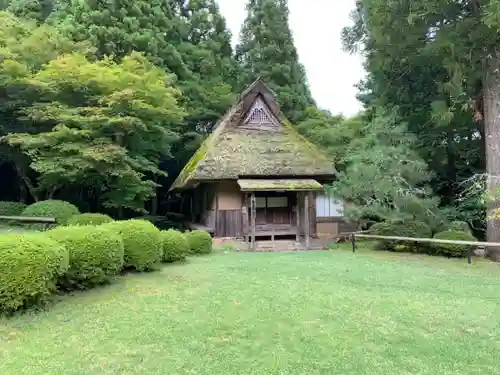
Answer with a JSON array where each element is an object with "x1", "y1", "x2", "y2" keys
[
  {"x1": 151, "y1": 192, "x2": 158, "y2": 216},
  {"x1": 483, "y1": 48, "x2": 500, "y2": 260},
  {"x1": 446, "y1": 128, "x2": 457, "y2": 202},
  {"x1": 14, "y1": 161, "x2": 39, "y2": 202}
]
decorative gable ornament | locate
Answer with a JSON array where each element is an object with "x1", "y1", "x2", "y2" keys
[{"x1": 243, "y1": 97, "x2": 279, "y2": 127}]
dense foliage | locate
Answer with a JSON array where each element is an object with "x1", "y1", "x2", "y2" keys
[
  {"x1": 162, "y1": 229, "x2": 189, "y2": 262},
  {"x1": 0, "y1": 233, "x2": 68, "y2": 314},
  {"x1": 341, "y1": 0, "x2": 500, "y2": 254},
  {"x1": 103, "y1": 219, "x2": 163, "y2": 271},
  {"x1": 186, "y1": 229, "x2": 212, "y2": 255},
  {"x1": 371, "y1": 221, "x2": 432, "y2": 253},
  {"x1": 431, "y1": 230, "x2": 477, "y2": 258},
  {"x1": 67, "y1": 213, "x2": 113, "y2": 226},
  {"x1": 0, "y1": 201, "x2": 26, "y2": 215},
  {"x1": 49, "y1": 226, "x2": 124, "y2": 289}
]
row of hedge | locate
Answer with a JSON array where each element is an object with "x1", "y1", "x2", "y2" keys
[
  {"x1": 0, "y1": 216, "x2": 213, "y2": 315},
  {"x1": 371, "y1": 220, "x2": 477, "y2": 258}
]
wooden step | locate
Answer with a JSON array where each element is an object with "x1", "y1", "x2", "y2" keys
[{"x1": 254, "y1": 240, "x2": 304, "y2": 252}]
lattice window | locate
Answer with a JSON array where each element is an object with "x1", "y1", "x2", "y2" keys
[
  {"x1": 244, "y1": 97, "x2": 278, "y2": 126},
  {"x1": 248, "y1": 107, "x2": 271, "y2": 124}
]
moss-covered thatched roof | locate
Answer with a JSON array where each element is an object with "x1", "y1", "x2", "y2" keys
[
  {"x1": 171, "y1": 78, "x2": 335, "y2": 190},
  {"x1": 237, "y1": 179, "x2": 324, "y2": 191}
]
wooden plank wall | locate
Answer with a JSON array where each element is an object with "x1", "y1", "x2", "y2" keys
[{"x1": 216, "y1": 210, "x2": 243, "y2": 237}]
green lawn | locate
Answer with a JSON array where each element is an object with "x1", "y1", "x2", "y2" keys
[{"x1": 1, "y1": 248, "x2": 500, "y2": 375}]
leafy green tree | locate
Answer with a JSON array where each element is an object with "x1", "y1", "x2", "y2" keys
[
  {"x1": 235, "y1": 0, "x2": 314, "y2": 123},
  {"x1": 0, "y1": 11, "x2": 90, "y2": 201},
  {"x1": 342, "y1": 1, "x2": 497, "y2": 250},
  {"x1": 4, "y1": 51, "x2": 186, "y2": 211},
  {"x1": 330, "y1": 109, "x2": 442, "y2": 228},
  {"x1": 296, "y1": 108, "x2": 365, "y2": 171},
  {"x1": 5, "y1": 0, "x2": 56, "y2": 23}
]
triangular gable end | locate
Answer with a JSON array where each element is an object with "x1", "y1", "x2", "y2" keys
[{"x1": 240, "y1": 96, "x2": 280, "y2": 130}]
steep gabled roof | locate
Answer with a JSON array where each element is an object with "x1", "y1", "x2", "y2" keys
[{"x1": 170, "y1": 78, "x2": 336, "y2": 190}]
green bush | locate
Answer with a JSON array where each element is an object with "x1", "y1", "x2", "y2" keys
[
  {"x1": 371, "y1": 220, "x2": 432, "y2": 253},
  {"x1": 162, "y1": 229, "x2": 189, "y2": 262},
  {"x1": 186, "y1": 230, "x2": 212, "y2": 255},
  {"x1": 102, "y1": 219, "x2": 162, "y2": 271},
  {"x1": 0, "y1": 233, "x2": 69, "y2": 314},
  {"x1": 49, "y1": 226, "x2": 124, "y2": 290},
  {"x1": 446, "y1": 221, "x2": 472, "y2": 234},
  {"x1": 0, "y1": 201, "x2": 27, "y2": 216},
  {"x1": 67, "y1": 213, "x2": 113, "y2": 226},
  {"x1": 22, "y1": 200, "x2": 80, "y2": 230},
  {"x1": 431, "y1": 230, "x2": 477, "y2": 258}
]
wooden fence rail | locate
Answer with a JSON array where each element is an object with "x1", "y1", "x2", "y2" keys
[
  {"x1": 0, "y1": 215, "x2": 56, "y2": 223},
  {"x1": 350, "y1": 233, "x2": 498, "y2": 264}
]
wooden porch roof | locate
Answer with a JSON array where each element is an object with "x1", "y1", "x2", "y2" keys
[{"x1": 237, "y1": 179, "x2": 324, "y2": 192}]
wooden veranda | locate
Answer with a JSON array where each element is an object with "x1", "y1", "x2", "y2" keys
[{"x1": 239, "y1": 179, "x2": 323, "y2": 250}]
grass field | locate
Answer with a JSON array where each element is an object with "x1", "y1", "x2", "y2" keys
[{"x1": 1, "y1": 247, "x2": 500, "y2": 375}]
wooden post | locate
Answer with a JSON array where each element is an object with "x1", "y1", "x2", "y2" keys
[
  {"x1": 190, "y1": 193, "x2": 195, "y2": 222},
  {"x1": 296, "y1": 193, "x2": 300, "y2": 243},
  {"x1": 304, "y1": 192, "x2": 310, "y2": 249},
  {"x1": 214, "y1": 191, "x2": 219, "y2": 237},
  {"x1": 250, "y1": 192, "x2": 256, "y2": 250},
  {"x1": 242, "y1": 193, "x2": 249, "y2": 242}
]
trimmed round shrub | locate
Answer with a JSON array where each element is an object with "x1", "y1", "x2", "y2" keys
[
  {"x1": 371, "y1": 221, "x2": 432, "y2": 253},
  {"x1": 22, "y1": 200, "x2": 80, "y2": 230},
  {"x1": 162, "y1": 229, "x2": 189, "y2": 262},
  {"x1": 431, "y1": 230, "x2": 477, "y2": 258},
  {"x1": 102, "y1": 219, "x2": 162, "y2": 271},
  {"x1": 67, "y1": 213, "x2": 113, "y2": 226},
  {"x1": 49, "y1": 226, "x2": 124, "y2": 290},
  {"x1": 0, "y1": 233, "x2": 69, "y2": 314},
  {"x1": 0, "y1": 201, "x2": 27, "y2": 216},
  {"x1": 446, "y1": 221, "x2": 472, "y2": 234},
  {"x1": 186, "y1": 230, "x2": 212, "y2": 255}
]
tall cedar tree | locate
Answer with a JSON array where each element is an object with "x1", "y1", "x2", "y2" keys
[
  {"x1": 235, "y1": 0, "x2": 314, "y2": 123},
  {"x1": 343, "y1": 0, "x2": 499, "y2": 254},
  {"x1": 172, "y1": 0, "x2": 236, "y2": 132},
  {"x1": 54, "y1": 0, "x2": 191, "y2": 80}
]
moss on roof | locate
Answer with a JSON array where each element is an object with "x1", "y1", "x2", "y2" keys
[
  {"x1": 171, "y1": 79, "x2": 335, "y2": 190},
  {"x1": 237, "y1": 179, "x2": 323, "y2": 191}
]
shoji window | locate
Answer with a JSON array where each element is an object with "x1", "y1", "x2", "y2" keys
[{"x1": 316, "y1": 195, "x2": 344, "y2": 217}]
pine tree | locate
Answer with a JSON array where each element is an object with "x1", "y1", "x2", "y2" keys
[{"x1": 235, "y1": 0, "x2": 314, "y2": 123}]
